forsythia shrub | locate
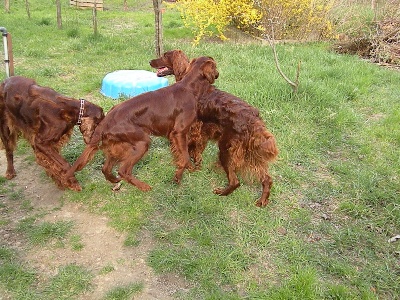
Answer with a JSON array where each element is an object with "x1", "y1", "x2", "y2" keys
[
  {"x1": 175, "y1": 0, "x2": 262, "y2": 44},
  {"x1": 174, "y1": 0, "x2": 334, "y2": 43}
]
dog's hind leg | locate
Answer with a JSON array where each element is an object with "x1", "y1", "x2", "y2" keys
[
  {"x1": 213, "y1": 146, "x2": 240, "y2": 197},
  {"x1": 0, "y1": 123, "x2": 18, "y2": 179},
  {"x1": 255, "y1": 173, "x2": 273, "y2": 207},
  {"x1": 188, "y1": 121, "x2": 207, "y2": 169},
  {"x1": 117, "y1": 140, "x2": 152, "y2": 192},
  {"x1": 214, "y1": 168, "x2": 240, "y2": 196},
  {"x1": 169, "y1": 130, "x2": 193, "y2": 184},
  {"x1": 102, "y1": 155, "x2": 121, "y2": 184}
]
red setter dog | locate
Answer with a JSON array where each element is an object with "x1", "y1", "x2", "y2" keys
[
  {"x1": 0, "y1": 76, "x2": 105, "y2": 191},
  {"x1": 150, "y1": 50, "x2": 278, "y2": 207},
  {"x1": 66, "y1": 56, "x2": 219, "y2": 191}
]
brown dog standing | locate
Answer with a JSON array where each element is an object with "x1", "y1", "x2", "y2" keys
[
  {"x1": 0, "y1": 76, "x2": 104, "y2": 191},
  {"x1": 66, "y1": 56, "x2": 219, "y2": 191},
  {"x1": 150, "y1": 50, "x2": 278, "y2": 207}
]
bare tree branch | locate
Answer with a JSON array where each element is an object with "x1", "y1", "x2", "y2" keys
[{"x1": 266, "y1": 23, "x2": 300, "y2": 93}]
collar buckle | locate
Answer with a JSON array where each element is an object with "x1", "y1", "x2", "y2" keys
[{"x1": 77, "y1": 98, "x2": 85, "y2": 125}]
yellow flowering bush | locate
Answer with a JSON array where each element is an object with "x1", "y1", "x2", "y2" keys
[
  {"x1": 175, "y1": 0, "x2": 262, "y2": 44},
  {"x1": 174, "y1": 0, "x2": 334, "y2": 43}
]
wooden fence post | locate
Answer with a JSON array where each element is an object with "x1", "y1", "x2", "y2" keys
[
  {"x1": 56, "y1": 0, "x2": 62, "y2": 29},
  {"x1": 7, "y1": 33, "x2": 14, "y2": 76},
  {"x1": 153, "y1": 0, "x2": 163, "y2": 57}
]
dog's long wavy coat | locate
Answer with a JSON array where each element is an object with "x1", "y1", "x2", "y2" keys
[
  {"x1": 0, "y1": 76, "x2": 105, "y2": 191},
  {"x1": 150, "y1": 50, "x2": 278, "y2": 207},
  {"x1": 66, "y1": 56, "x2": 219, "y2": 191}
]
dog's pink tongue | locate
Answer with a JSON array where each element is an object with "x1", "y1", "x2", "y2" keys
[{"x1": 156, "y1": 67, "x2": 168, "y2": 76}]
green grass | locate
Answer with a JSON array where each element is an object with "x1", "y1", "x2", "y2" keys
[
  {"x1": 69, "y1": 234, "x2": 85, "y2": 251},
  {"x1": 99, "y1": 264, "x2": 115, "y2": 275},
  {"x1": 103, "y1": 282, "x2": 144, "y2": 300},
  {"x1": 43, "y1": 264, "x2": 93, "y2": 299},
  {"x1": 17, "y1": 217, "x2": 74, "y2": 246},
  {"x1": 1, "y1": 0, "x2": 400, "y2": 299},
  {"x1": 0, "y1": 247, "x2": 38, "y2": 299},
  {"x1": 0, "y1": 247, "x2": 92, "y2": 299}
]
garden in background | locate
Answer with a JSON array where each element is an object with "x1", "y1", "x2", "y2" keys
[{"x1": 0, "y1": 0, "x2": 399, "y2": 299}]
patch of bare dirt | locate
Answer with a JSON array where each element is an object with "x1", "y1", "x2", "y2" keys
[{"x1": 0, "y1": 151, "x2": 189, "y2": 299}]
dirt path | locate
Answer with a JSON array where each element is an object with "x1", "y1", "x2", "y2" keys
[{"x1": 0, "y1": 151, "x2": 188, "y2": 299}]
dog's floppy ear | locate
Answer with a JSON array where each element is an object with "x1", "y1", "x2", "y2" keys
[
  {"x1": 202, "y1": 58, "x2": 219, "y2": 84},
  {"x1": 58, "y1": 97, "x2": 76, "y2": 122},
  {"x1": 60, "y1": 109, "x2": 75, "y2": 122},
  {"x1": 28, "y1": 85, "x2": 41, "y2": 98},
  {"x1": 172, "y1": 50, "x2": 189, "y2": 81}
]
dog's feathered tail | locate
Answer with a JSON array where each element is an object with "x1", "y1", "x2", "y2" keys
[
  {"x1": 234, "y1": 120, "x2": 278, "y2": 183},
  {"x1": 66, "y1": 120, "x2": 105, "y2": 178}
]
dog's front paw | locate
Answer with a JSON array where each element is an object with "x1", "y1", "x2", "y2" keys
[
  {"x1": 137, "y1": 182, "x2": 152, "y2": 192},
  {"x1": 69, "y1": 184, "x2": 82, "y2": 192},
  {"x1": 68, "y1": 180, "x2": 82, "y2": 192},
  {"x1": 64, "y1": 176, "x2": 82, "y2": 192},
  {"x1": 213, "y1": 187, "x2": 224, "y2": 195},
  {"x1": 5, "y1": 172, "x2": 16, "y2": 180},
  {"x1": 255, "y1": 198, "x2": 268, "y2": 207},
  {"x1": 173, "y1": 168, "x2": 185, "y2": 184},
  {"x1": 187, "y1": 163, "x2": 197, "y2": 172},
  {"x1": 173, "y1": 175, "x2": 181, "y2": 184}
]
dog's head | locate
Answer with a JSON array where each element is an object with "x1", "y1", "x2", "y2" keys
[
  {"x1": 149, "y1": 49, "x2": 189, "y2": 82},
  {"x1": 187, "y1": 56, "x2": 219, "y2": 84},
  {"x1": 78, "y1": 101, "x2": 105, "y2": 144}
]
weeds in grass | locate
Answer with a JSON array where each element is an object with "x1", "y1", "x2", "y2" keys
[
  {"x1": 8, "y1": 189, "x2": 24, "y2": 201},
  {"x1": 43, "y1": 264, "x2": 93, "y2": 299},
  {"x1": 0, "y1": 247, "x2": 38, "y2": 299},
  {"x1": 123, "y1": 233, "x2": 141, "y2": 247},
  {"x1": 103, "y1": 282, "x2": 144, "y2": 300},
  {"x1": 18, "y1": 218, "x2": 74, "y2": 246},
  {"x1": 69, "y1": 234, "x2": 84, "y2": 251},
  {"x1": 99, "y1": 264, "x2": 115, "y2": 275}
]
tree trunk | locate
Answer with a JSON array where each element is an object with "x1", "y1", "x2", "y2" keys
[
  {"x1": 56, "y1": 0, "x2": 62, "y2": 29},
  {"x1": 5, "y1": 0, "x2": 10, "y2": 13},
  {"x1": 371, "y1": 0, "x2": 377, "y2": 22},
  {"x1": 153, "y1": 0, "x2": 163, "y2": 57},
  {"x1": 93, "y1": 1, "x2": 98, "y2": 36},
  {"x1": 25, "y1": 0, "x2": 30, "y2": 19}
]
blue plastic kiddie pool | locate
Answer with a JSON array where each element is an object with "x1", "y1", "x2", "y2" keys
[{"x1": 100, "y1": 70, "x2": 169, "y2": 99}]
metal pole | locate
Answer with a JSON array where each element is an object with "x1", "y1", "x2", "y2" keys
[{"x1": 0, "y1": 27, "x2": 13, "y2": 78}]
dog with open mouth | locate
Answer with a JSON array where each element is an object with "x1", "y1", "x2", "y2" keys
[
  {"x1": 150, "y1": 50, "x2": 278, "y2": 207},
  {"x1": 66, "y1": 56, "x2": 219, "y2": 191}
]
